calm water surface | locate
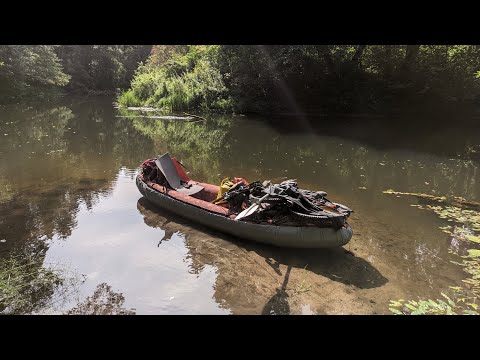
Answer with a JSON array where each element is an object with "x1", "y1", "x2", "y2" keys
[{"x1": 1, "y1": 96, "x2": 479, "y2": 314}]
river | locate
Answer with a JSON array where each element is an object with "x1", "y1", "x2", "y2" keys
[{"x1": 1, "y1": 95, "x2": 479, "y2": 314}]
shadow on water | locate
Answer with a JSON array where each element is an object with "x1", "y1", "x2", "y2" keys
[
  {"x1": 262, "y1": 108, "x2": 480, "y2": 160},
  {"x1": 248, "y1": 243, "x2": 388, "y2": 290},
  {"x1": 136, "y1": 197, "x2": 388, "y2": 313}
]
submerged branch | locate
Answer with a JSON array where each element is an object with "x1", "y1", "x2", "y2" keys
[
  {"x1": 183, "y1": 112, "x2": 207, "y2": 122},
  {"x1": 383, "y1": 189, "x2": 480, "y2": 210}
]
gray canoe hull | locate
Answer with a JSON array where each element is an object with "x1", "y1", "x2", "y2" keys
[{"x1": 136, "y1": 176, "x2": 353, "y2": 248}]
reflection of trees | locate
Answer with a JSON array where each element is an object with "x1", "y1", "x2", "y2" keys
[
  {"x1": 0, "y1": 176, "x2": 14, "y2": 204},
  {"x1": 67, "y1": 282, "x2": 135, "y2": 315},
  {"x1": 0, "y1": 97, "x2": 155, "y2": 255},
  {"x1": 128, "y1": 111, "x2": 480, "y2": 201},
  {"x1": 123, "y1": 109, "x2": 233, "y2": 183},
  {"x1": 0, "y1": 253, "x2": 84, "y2": 315},
  {"x1": 0, "y1": 96, "x2": 154, "y2": 313}
]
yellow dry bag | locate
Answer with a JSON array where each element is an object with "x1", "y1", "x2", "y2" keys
[{"x1": 213, "y1": 177, "x2": 235, "y2": 204}]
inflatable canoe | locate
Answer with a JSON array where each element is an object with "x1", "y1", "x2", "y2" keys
[{"x1": 136, "y1": 154, "x2": 353, "y2": 248}]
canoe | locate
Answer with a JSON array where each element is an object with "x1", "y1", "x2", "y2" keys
[{"x1": 136, "y1": 156, "x2": 353, "y2": 248}]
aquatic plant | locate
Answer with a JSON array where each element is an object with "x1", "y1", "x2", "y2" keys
[
  {"x1": 383, "y1": 189, "x2": 480, "y2": 210},
  {"x1": 0, "y1": 253, "x2": 84, "y2": 314},
  {"x1": 385, "y1": 189, "x2": 480, "y2": 315},
  {"x1": 389, "y1": 293, "x2": 477, "y2": 315},
  {"x1": 292, "y1": 265, "x2": 312, "y2": 296}
]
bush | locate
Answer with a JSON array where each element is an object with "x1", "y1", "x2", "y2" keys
[{"x1": 117, "y1": 46, "x2": 232, "y2": 113}]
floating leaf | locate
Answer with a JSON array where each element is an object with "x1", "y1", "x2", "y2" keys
[
  {"x1": 405, "y1": 303, "x2": 417, "y2": 311},
  {"x1": 467, "y1": 303, "x2": 478, "y2": 310},
  {"x1": 467, "y1": 249, "x2": 480, "y2": 258},
  {"x1": 390, "y1": 300, "x2": 403, "y2": 307},
  {"x1": 466, "y1": 235, "x2": 480, "y2": 244},
  {"x1": 390, "y1": 306, "x2": 404, "y2": 315}
]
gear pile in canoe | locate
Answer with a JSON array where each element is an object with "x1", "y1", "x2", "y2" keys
[{"x1": 136, "y1": 153, "x2": 354, "y2": 248}]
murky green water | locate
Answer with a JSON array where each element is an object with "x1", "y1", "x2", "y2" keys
[{"x1": 1, "y1": 96, "x2": 479, "y2": 314}]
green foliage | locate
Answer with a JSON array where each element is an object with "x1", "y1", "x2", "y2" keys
[
  {"x1": 389, "y1": 293, "x2": 476, "y2": 315},
  {"x1": 293, "y1": 266, "x2": 312, "y2": 296},
  {"x1": 118, "y1": 89, "x2": 142, "y2": 107},
  {"x1": 57, "y1": 45, "x2": 152, "y2": 93},
  {"x1": 118, "y1": 46, "x2": 233, "y2": 112},
  {"x1": 120, "y1": 45, "x2": 480, "y2": 114},
  {"x1": 4, "y1": 45, "x2": 480, "y2": 110},
  {"x1": 148, "y1": 45, "x2": 189, "y2": 67},
  {"x1": 0, "y1": 45, "x2": 152, "y2": 102},
  {"x1": 0, "y1": 45, "x2": 70, "y2": 101}
]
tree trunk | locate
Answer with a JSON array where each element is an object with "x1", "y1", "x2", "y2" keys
[
  {"x1": 352, "y1": 45, "x2": 366, "y2": 63},
  {"x1": 317, "y1": 45, "x2": 338, "y2": 78},
  {"x1": 383, "y1": 190, "x2": 480, "y2": 211},
  {"x1": 401, "y1": 45, "x2": 420, "y2": 72},
  {"x1": 385, "y1": 46, "x2": 392, "y2": 79}
]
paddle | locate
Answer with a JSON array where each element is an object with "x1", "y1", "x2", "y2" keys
[{"x1": 235, "y1": 193, "x2": 270, "y2": 221}]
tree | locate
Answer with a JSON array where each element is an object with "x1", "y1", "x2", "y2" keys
[
  {"x1": 401, "y1": 45, "x2": 420, "y2": 73},
  {"x1": 0, "y1": 45, "x2": 70, "y2": 99},
  {"x1": 352, "y1": 45, "x2": 367, "y2": 65},
  {"x1": 56, "y1": 45, "x2": 152, "y2": 92}
]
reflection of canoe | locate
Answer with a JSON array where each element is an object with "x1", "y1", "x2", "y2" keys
[{"x1": 136, "y1": 164, "x2": 353, "y2": 248}]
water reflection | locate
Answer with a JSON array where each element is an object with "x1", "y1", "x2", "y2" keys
[
  {"x1": 123, "y1": 108, "x2": 480, "y2": 202},
  {"x1": 0, "y1": 97, "x2": 155, "y2": 313},
  {"x1": 128, "y1": 107, "x2": 477, "y2": 296},
  {"x1": 0, "y1": 96, "x2": 478, "y2": 314},
  {"x1": 137, "y1": 198, "x2": 387, "y2": 314},
  {"x1": 0, "y1": 97, "x2": 154, "y2": 254},
  {"x1": 67, "y1": 282, "x2": 136, "y2": 315},
  {"x1": 0, "y1": 252, "x2": 85, "y2": 315}
]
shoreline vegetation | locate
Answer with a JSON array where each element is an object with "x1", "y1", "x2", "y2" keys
[
  {"x1": 117, "y1": 45, "x2": 480, "y2": 115},
  {"x1": 2, "y1": 45, "x2": 480, "y2": 116}
]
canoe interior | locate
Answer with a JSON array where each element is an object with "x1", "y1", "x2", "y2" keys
[{"x1": 142, "y1": 156, "x2": 351, "y2": 226}]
